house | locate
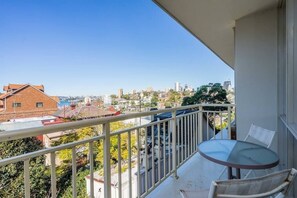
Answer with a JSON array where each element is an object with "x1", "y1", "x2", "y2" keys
[
  {"x1": 0, "y1": 84, "x2": 58, "y2": 122},
  {"x1": 53, "y1": 104, "x2": 119, "y2": 120}
]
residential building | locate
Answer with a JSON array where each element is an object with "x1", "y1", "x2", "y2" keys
[
  {"x1": 0, "y1": 84, "x2": 58, "y2": 122},
  {"x1": 118, "y1": 88, "x2": 123, "y2": 98},
  {"x1": 53, "y1": 104, "x2": 118, "y2": 120},
  {"x1": 103, "y1": 94, "x2": 112, "y2": 106},
  {"x1": 84, "y1": 96, "x2": 91, "y2": 105},
  {"x1": 223, "y1": 81, "x2": 232, "y2": 91},
  {"x1": 174, "y1": 82, "x2": 180, "y2": 92}
]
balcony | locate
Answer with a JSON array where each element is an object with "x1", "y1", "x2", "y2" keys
[{"x1": 0, "y1": 104, "x2": 235, "y2": 198}]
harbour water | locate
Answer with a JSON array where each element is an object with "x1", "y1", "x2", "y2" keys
[{"x1": 58, "y1": 100, "x2": 70, "y2": 108}]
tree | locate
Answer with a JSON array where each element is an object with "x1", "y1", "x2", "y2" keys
[
  {"x1": 53, "y1": 127, "x2": 97, "y2": 164},
  {"x1": 165, "y1": 90, "x2": 182, "y2": 107},
  {"x1": 96, "y1": 122, "x2": 136, "y2": 168},
  {"x1": 122, "y1": 94, "x2": 130, "y2": 100},
  {"x1": 182, "y1": 83, "x2": 231, "y2": 131},
  {"x1": 151, "y1": 92, "x2": 159, "y2": 107},
  {"x1": 53, "y1": 122, "x2": 135, "y2": 197},
  {"x1": 110, "y1": 94, "x2": 117, "y2": 99},
  {"x1": 50, "y1": 127, "x2": 98, "y2": 197},
  {"x1": 182, "y1": 83, "x2": 229, "y2": 110},
  {"x1": 0, "y1": 137, "x2": 50, "y2": 198}
]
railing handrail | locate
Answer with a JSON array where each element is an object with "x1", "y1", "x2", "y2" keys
[
  {"x1": 0, "y1": 103, "x2": 235, "y2": 143},
  {"x1": 0, "y1": 134, "x2": 105, "y2": 166}
]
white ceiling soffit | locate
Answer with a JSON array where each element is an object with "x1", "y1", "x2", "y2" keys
[{"x1": 153, "y1": 0, "x2": 278, "y2": 69}]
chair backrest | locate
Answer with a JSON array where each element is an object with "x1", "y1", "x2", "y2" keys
[
  {"x1": 208, "y1": 168, "x2": 297, "y2": 198},
  {"x1": 244, "y1": 124, "x2": 276, "y2": 148}
]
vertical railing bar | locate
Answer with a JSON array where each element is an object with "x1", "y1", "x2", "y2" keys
[
  {"x1": 189, "y1": 114, "x2": 191, "y2": 155},
  {"x1": 152, "y1": 124, "x2": 155, "y2": 187},
  {"x1": 198, "y1": 106, "x2": 203, "y2": 143},
  {"x1": 181, "y1": 117, "x2": 184, "y2": 162},
  {"x1": 193, "y1": 113, "x2": 195, "y2": 153},
  {"x1": 128, "y1": 131, "x2": 132, "y2": 198},
  {"x1": 220, "y1": 112, "x2": 223, "y2": 139},
  {"x1": 103, "y1": 123, "x2": 111, "y2": 198},
  {"x1": 213, "y1": 112, "x2": 216, "y2": 139},
  {"x1": 72, "y1": 147, "x2": 77, "y2": 198},
  {"x1": 193, "y1": 113, "x2": 196, "y2": 152},
  {"x1": 157, "y1": 120, "x2": 161, "y2": 182},
  {"x1": 117, "y1": 134, "x2": 122, "y2": 198},
  {"x1": 228, "y1": 106, "x2": 231, "y2": 139},
  {"x1": 207, "y1": 112, "x2": 209, "y2": 140},
  {"x1": 168, "y1": 120, "x2": 171, "y2": 175},
  {"x1": 89, "y1": 142, "x2": 94, "y2": 198},
  {"x1": 50, "y1": 152, "x2": 57, "y2": 198},
  {"x1": 137, "y1": 129, "x2": 141, "y2": 198},
  {"x1": 163, "y1": 121, "x2": 166, "y2": 177},
  {"x1": 190, "y1": 114, "x2": 193, "y2": 155},
  {"x1": 177, "y1": 117, "x2": 180, "y2": 166},
  {"x1": 196, "y1": 112, "x2": 198, "y2": 150},
  {"x1": 187, "y1": 115, "x2": 190, "y2": 158},
  {"x1": 24, "y1": 159, "x2": 30, "y2": 198},
  {"x1": 145, "y1": 127, "x2": 148, "y2": 193},
  {"x1": 172, "y1": 110, "x2": 178, "y2": 178}
]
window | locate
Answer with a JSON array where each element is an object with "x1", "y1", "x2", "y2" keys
[
  {"x1": 12, "y1": 102, "x2": 21, "y2": 107},
  {"x1": 36, "y1": 102, "x2": 43, "y2": 108}
]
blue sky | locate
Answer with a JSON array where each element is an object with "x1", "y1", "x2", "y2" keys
[{"x1": 0, "y1": 0, "x2": 233, "y2": 96}]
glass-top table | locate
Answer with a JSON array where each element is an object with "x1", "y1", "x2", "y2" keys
[{"x1": 198, "y1": 139, "x2": 279, "y2": 179}]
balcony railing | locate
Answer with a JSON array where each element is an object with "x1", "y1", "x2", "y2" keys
[{"x1": 0, "y1": 104, "x2": 235, "y2": 198}]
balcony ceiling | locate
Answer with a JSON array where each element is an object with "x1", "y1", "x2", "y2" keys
[{"x1": 153, "y1": 0, "x2": 279, "y2": 69}]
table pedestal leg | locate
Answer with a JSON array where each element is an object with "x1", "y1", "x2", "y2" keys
[
  {"x1": 228, "y1": 167, "x2": 232, "y2": 179},
  {"x1": 236, "y1": 168, "x2": 241, "y2": 179}
]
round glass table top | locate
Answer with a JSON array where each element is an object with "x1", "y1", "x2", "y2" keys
[{"x1": 198, "y1": 139, "x2": 279, "y2": 169}]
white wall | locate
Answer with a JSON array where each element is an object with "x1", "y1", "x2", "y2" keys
[{"x1": 235, "y1": 8, "x2": 278, "y2": 151}]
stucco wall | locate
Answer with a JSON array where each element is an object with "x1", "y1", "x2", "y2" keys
[{"x1": 235, "y1": 8, "x2": 278, "y2": 151}]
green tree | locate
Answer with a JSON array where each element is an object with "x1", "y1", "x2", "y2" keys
[
  {"x1": 151, "y1": 92, "x2": 159, "y2": 107},
  {"x1": 53, "y1": 122, "x2": 135, "y2": 197},
  {"x1": 0, "y1": 137, "x2": 50, "y2": 198},
  {"x1": 122, "y1": 94, "x2": 130, "y2": 100},
  {"x1": 96, "y1": 122, "x2": 136, "y2": 168},
  {"x1": 165, "y1": 90, "x2": 182, "y2": 107},
  {"x1": 59, "y1": 167, "x2": 89, "y2": 198},
  {"x1": 110, "y1": 94, "x2": 117, "y2": 99},
  {"x1": 53, "y1": 127, "x2": 97, "y2": 164},
  {"x1": 182, "y1": 83, "x2": 229, "y2": 110}
]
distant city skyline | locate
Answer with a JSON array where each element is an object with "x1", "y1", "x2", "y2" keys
[{"x1": 0, "y1": 1, "x2": 234, "y2": 96}]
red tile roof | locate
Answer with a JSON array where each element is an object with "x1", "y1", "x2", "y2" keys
[
  {"x1": 54, "y1": 105, "x2": 117, "y2": 119},
  {"x1": 3, "y1": 84, "x2": 44, "y2": 92},
  {"x1": 0, "y1": 92, "x2": 11, "y2": 100}
]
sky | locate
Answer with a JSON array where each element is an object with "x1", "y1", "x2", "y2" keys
[{"x1": 0, "y1": 0, "x2": 234, "y2": 96}]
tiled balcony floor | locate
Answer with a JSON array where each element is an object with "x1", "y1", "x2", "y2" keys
[
  {"x1": 147, "y1": 152, "x2": 225, "y2": 198},
  {"x1": 147, "y1": 151, "x2": 274, "y2": 198}
]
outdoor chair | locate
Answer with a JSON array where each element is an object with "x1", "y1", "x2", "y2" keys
[
  {"x1": 218, "y1": 124, "x2": 276, "y2": 179},
  {"x1": 180, "y1": 168, "x2": 297, "y2": 198}
]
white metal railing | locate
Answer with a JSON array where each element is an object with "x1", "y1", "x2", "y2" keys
[{"x1": 0, "y1": 104, "x2": 235, "y2": 198}]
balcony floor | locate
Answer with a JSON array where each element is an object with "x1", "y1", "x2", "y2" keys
[{"x1": 146, "y1": 152, "x2": 224, "y2": 198}]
